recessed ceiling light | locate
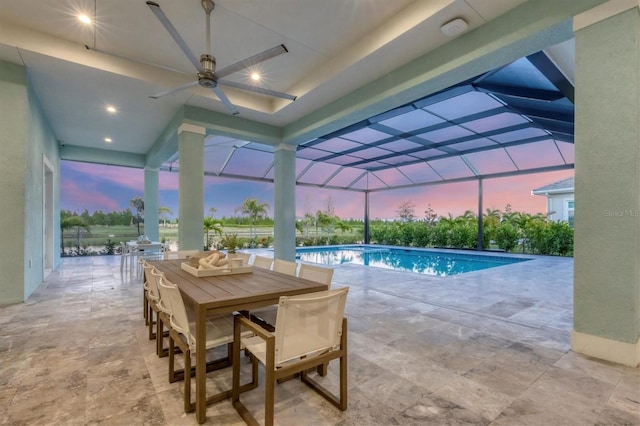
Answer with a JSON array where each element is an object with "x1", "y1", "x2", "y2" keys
[
  {"x1": 251, "y1": 73, "x2": 260, "y2": 81},
  {"x1": 104, "y1": 137, "x2": 112, "y2": 143},
  {"x1": 78, "y1": 14, "x2": 92, "y2": 24},
  {"x1": 106, "y1": 105, "x2": 117, "y2": 113}
]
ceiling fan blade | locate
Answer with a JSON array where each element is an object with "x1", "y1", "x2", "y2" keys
[
  {"x1": 85, "y1": 45, "x2": 192, "y2": 76},
  {"x1": 215, "y1": 45, "x2": 288, "y2": 80},
  {"x1": 218, "y1": 80, "x2": 297, "y2": 101},
  {"x1": 146, "y1": 1, "x2": 203, "y2": 72},
  {"x1": 149, "y1": 80, "x2": 199, "y2": 99},
  {"x1": 211, "y1": 86, "x2": 239, "y2": 115}
]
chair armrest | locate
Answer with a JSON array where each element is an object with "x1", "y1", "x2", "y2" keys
[{"x1": 235, "y1": 315, "x2": 274, "y2": 340}]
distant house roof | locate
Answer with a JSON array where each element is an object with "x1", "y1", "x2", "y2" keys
[{"x1": 532, "y1": 177, "x2": 574, "y2": 195}]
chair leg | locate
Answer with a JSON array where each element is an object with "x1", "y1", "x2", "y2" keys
[
  {"x1": 265, "y1": 366, "x2": 275, "y2": 426},
  {"x1": 148, "y1": 307, "x2": 156, "y2": 340},
  {"x1": 156, "y1": 315, "x2": 164, "y2": 357},
  {"x1": 143, "y1": 292, "x2": 148, "y2": 325},
  {"x1": 168, "y1": 335, "x2": 177, "y2": 382},
  {"x1": 184, "y1": 349, "x2": 192, "y2": 413}
]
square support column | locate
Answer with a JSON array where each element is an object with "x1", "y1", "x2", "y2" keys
[
  {"x1": 572, "y1": 2, "x2": 640, "y2": 366},
  {"x1": 178, "y1": 125, "x2": 205, "y2": 251},
  {"x1": 144, "y1": 167, "x2": 159, "y2": 242},
  {"x1": 273, "y1": 144, "x2": 296, "y2": 261}
]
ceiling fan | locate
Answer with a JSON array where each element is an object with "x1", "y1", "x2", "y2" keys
[{"x1": 145, "y1": 0, "x2": 296, "y2": 115}]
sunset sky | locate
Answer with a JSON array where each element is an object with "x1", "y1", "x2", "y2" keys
[{"x1": 60, "y1": 160, "x2": 573, "y2": 220}]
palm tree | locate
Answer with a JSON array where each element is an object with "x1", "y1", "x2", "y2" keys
[
  {"x1": 315, "y1": 210, "x2": 333, "y2": 244},
  {"x1": 334, "y1": 220, "x2": 351, "y2": 234},
  {"x1": 60, "y1": 216, "x2": 90, "y2": 255},
  {"x1": 158, "y1": 206, "x2": 172, "y2": 228},
  {"x1": 129, "y1": 197, "x2": 144, "y2": 235},
  {"x1": 235, "y1": 198, "x2": 269, "y2": 243},
  {"x1": 203, "y1": 217, "x2": 223, "y2": 250}
]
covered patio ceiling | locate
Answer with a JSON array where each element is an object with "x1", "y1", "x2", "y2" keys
[{"x1": 162, "y1": 43, "x2": 574, "y2": 192}]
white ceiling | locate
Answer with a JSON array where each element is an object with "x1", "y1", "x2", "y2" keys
[{"x1": 0, "y1": 0, "x2": 527, "y2": 156}]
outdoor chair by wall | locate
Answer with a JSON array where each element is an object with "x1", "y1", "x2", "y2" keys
[
  {"x1": 163, "y1": 250, "x2": 198, "y2": 260},
  {"x1": 159, "y1": 275, "x2": 257, "y2": 413},
  {"x1": 232, "y1": 287, "x2": 349, "y2": 426},
  {"x1": 251, "y1": 255, "x2": 273, "y2": 269}
]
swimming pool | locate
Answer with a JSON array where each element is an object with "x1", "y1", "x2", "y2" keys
[{"x1": 295, "y1": 245, "x2": 529, "y2": 276}]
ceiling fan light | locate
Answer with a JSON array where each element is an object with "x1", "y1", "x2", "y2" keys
[
  {"x1": 78, "y1": 14, "x2": 92, "y2": 24},
  {"x1": 251, "y1": 73, "x2": 260, "y2": 81}
]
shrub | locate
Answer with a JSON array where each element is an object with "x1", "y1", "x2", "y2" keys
[{"x1": 494, "y1": 223, "x2": 519, "y2": 252}]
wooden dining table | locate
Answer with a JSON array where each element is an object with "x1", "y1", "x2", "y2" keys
[{"x1": 147, "y1": 259, "x2": 328, "y2": 424}]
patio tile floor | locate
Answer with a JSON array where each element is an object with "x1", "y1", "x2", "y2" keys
[{"x1": 1, "y1": 254, "x2": 638, "y2": 425}]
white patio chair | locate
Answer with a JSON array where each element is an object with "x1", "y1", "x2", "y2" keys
[
  {"x1": 143, "y1": 261, "x2": 162, "y2": 341},
  {"x1": 251, "y1": 255, "x2": 273, "y2": 269},
  {"x1": 232, "y1": 287, "x2": 349, "y2": 426},
  {"x1": 249, "y1": 259, "x2": 298, "y2": 329},
  {"x1": 273, "y1": 258, "x2": 298, "y2": 276},
  {"x1": 251, "y1": 262, "x2": 333, "y2": 332},
  {"x1": 159, "y1": 275, "x2": 257, "y2": 413},
  {"x1": 120, "y1": 241, "x2": 133, "y2": 272}
]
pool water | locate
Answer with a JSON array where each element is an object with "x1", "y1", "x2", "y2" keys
[{"x1": 295, "y1": 245, "x2": 529, "y2": 277}]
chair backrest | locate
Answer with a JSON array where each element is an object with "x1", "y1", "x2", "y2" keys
[
  {"x1": 158, "y1": 276, "x2": 191, "y2": 344},
  {"x1": 274, "y1": 287, "x2": 349, "y2": 365},
  {"x1": 152, "y1": 269, "x2": 172, "y2": 314},
  {"x1": 252, "y1": 255, "x2": 273, "y2": 269},
  {"x1": 144, "y1": 264, "x2": 161, "y2": 300},
  {"x1": 163, "y1": 249, "x2": 199, "y2": 260},
  {"x1": 298, "y1": 263, "x2": 334, "y2": 287},
  {"x1": 138, "y1": 243, "x2": 164, "y2": 260},
  {"x1": 273, "y1": 259, "x2": 298, "y2": 276},
  {"x1": 230, "y1": 251, "x2": 251, "y2": 265}
]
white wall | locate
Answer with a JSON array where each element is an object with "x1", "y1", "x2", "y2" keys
[{"x1": 548, "y1": 193, "x2": 574, "y2": 224}]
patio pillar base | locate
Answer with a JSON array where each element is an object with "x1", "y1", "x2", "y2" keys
[{"x1": 571, "y1": 330, "x2": 640, "y2": 367}]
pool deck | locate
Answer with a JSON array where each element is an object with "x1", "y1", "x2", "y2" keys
[{"x1": 1, "y1": 253, "x2": 638, "y2": 425}]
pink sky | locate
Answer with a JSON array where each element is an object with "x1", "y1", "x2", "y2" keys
[{"x1": 61, "y1": 161, "x2": 572, "y2": 220}]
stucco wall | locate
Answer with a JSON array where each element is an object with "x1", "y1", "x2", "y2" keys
[
  {"x1": 0, "y1": 61, "x2": 27, "y2": 304},
  {"x1": 0, "y1": 60, "x2": 60, "y2": 304},
  {"x1": 24, "y1": 75, "x2": 60, "y2": 298}
]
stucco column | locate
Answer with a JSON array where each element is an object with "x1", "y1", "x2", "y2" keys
[
  {"x1": 273, "y1": 144, "x2": 296, "y2": 261},
  {"x1": 144, "y1": 167, "x2": 159, "y2": 242},
  {"x1": 572, "y1": 2, "x2": 640, "y2": 366},
  {"x1": 178, "y1": 125, "x2": 205, "y2": 251}
]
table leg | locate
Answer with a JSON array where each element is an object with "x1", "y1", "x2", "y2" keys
[{"x1": 196, "y1": 306, "x2": 207, "y2": 424}]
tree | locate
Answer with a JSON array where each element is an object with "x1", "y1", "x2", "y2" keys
[
  {"x1": 235, "y1": 198, "x2": 269, "y2": 243},
  {"x1": 60, "y1": 216, "x2": 90, "y2": 255},
  {"x1": 424, "y1": 204, "x2": 438, "y2": 226},
  {"x1": 334, "y1": 220, "x2": 351, "y2": 234},
  {"x1": 303, "y1": 212, "x2": 315, "y2": 237},
  {"x1": 208, "y1": 206, "x2": 217, "y2": 217},
  {"x1": 396, "y1": 201, "x2": 415, "y2": 222},
  {"x1": 203, "y1": 217, "x2": 223, "y2": 250},
  {"x1": 159, "y1": 206, "x2": 172, "y2": 228},
  {"x1": 315, "y1": 210, "x2": 333, "y2": 244},
  {"x1": 129, "y1": 197, "x2": 144, "y2": 235}
]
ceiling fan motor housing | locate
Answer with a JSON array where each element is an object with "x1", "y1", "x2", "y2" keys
[{"x1": 198, "y1": 54, "x2": 217, "y2": 87}]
